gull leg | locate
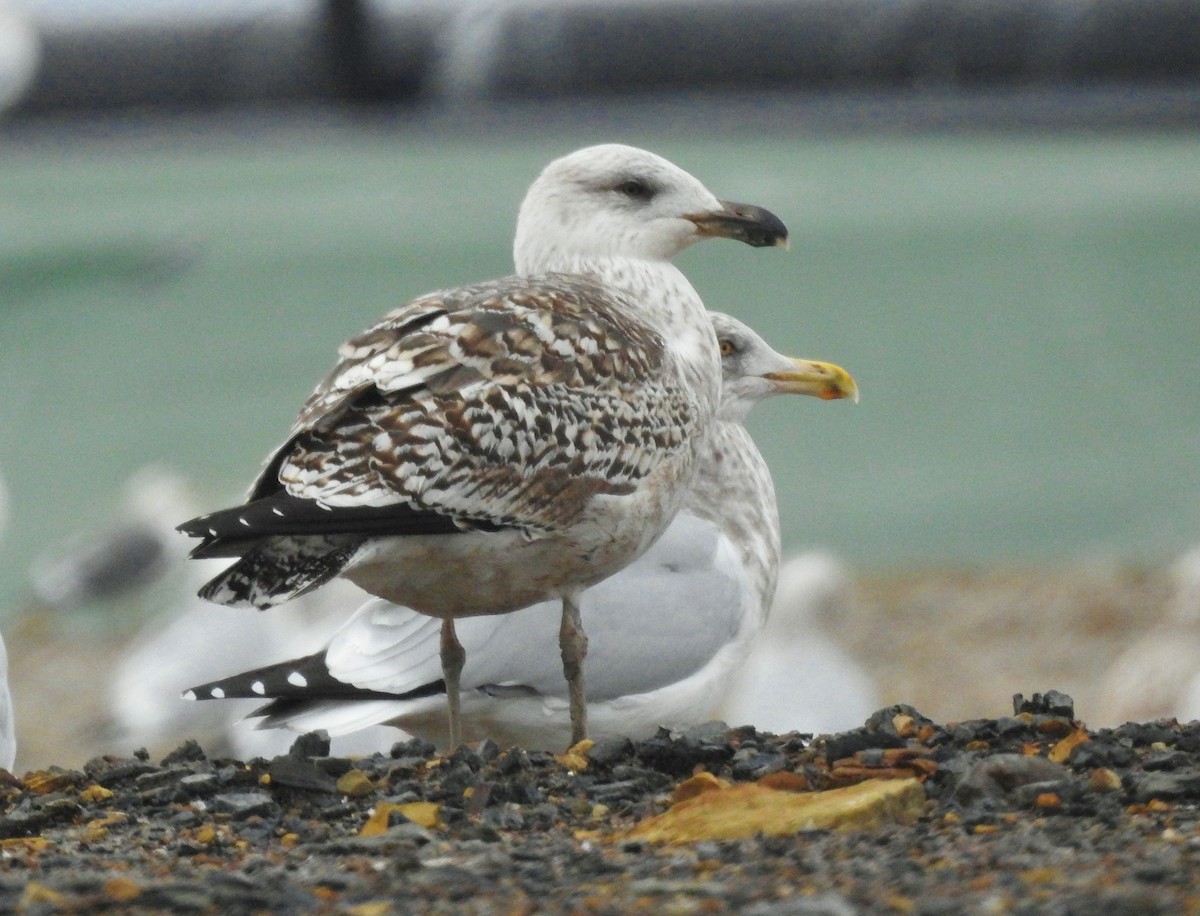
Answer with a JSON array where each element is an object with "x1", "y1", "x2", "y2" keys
[
  {"x1": 440, "y1": 618, "x2": 466, "y2": 749},
  {"x1": 559, "y1": 592, "x2": 588, "y2": 745}
]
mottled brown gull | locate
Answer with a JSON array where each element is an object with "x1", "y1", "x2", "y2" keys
[
  {"x1": 178, "y1": 145, "x2": 788, "y2": 746},
  {"x1": 182, "y1": 314, "x2": 859, "y2": 748}
]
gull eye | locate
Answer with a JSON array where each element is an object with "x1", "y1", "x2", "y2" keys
[
  {"x1": 615, "y1": 178, "x2": 654, "y2": 201},
  {"x1": 718, "y1": 339, "x2": 736, "y2": 357}
]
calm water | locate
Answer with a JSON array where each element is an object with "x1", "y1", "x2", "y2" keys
[{"x1": 2, "y1": 111, "x2": 1198, "y2": 618}]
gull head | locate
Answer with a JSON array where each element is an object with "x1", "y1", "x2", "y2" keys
[
  {"x1": 515, "y1": 144, "x2": 789, "y2": 273},
  {"x1": 710, "y1": 312, "x2": 859, "y2": 423}
]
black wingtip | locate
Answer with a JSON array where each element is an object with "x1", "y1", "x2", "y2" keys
[{"x1": 183, "y1": 651, "x2": 440, "y2": 704}]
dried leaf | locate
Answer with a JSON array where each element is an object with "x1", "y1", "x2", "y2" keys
[
  {"x1": 1048, "y1": 729, "x2": 1090, "y2": 764},
  {"x1": 626, "y1": 777, "x2": 925, "y2": 844},
  {"x1": 757, "y1": 771, "x2": 810, "y2": 792},
  {"x1": 671, "y1": 771, "x2": 728, "y2": 804},
  {"x1": 346, "y1": 903, "x2": 394, "y2": 916},
  {"x1": 361, "y1": 801, "x2": 441, "y2": 836},
  {"x1": 103, "y1": 877, "x2": 141, "y2": 902},
  {"x1": 1088, "y1": 768, "x2": 1122, "y2": 794},
  {"x1": 336, "y1": 769, "x2": 376, "y2": 798},
  {"x1": 23, "y1": 769, "x2": 77, "y2": 795},
  {"x1": 555, "y1": 739, "x2": 595, "y2": 772},
  {"x1": 1, "y1": 837, "x2": 52, "y2": 855},
  {"x1": 21, "y1": 882, "x2": 68, "y2": 906},
  {"x1": 79, "y1": 784, "x2": 114, "y2": 804}
]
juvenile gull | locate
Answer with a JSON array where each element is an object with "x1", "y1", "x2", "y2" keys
[
  {"x1": 177, "y1": 145, "x2": 788, "y2": 746},
  {"x1": 183, "y1": 314, "x2": 859, "y2": 748}
]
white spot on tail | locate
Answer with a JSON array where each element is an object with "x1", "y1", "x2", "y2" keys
[
  {"x1": 287, "y1": 671, "x2": 308, "y2": 688},
  {"x1": 210, "y1": 687, "x2": 226, "y2": 699},
  {"x1": 182, "y1": 690, "x2": 197, "y2": 701},
  {"x1": 251, "y1": 681, "x2": 266, "y2": 695}
]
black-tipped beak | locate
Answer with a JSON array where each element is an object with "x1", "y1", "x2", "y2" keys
[{"x1": 686, "y1": 199, "x2": 790, "y2": 249}]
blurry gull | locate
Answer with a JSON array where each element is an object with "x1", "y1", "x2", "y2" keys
[
  {"x1": 28, "y1": 465, "x2": 191, "y2": 611},
  {"x1": 15, "y1": 464, "x2": 303, "y2": 759},
  {"x1": 719, "y1": 552, "x2": 879, "y2": 735},
  {"x1": 177, "y1": 144, "x2": 789, "y2": 746},
  {"x1": 0, "y1": 0, "x2": 39, "y2": 116},
  {"x1": 0, "y1": 630, "x2": 12, "y2": 771},
  {"x1": 110, "y1": 567, "x2": 382, "y2": 760},
  {"x1": 0, "y1": 466, "x2": 13, "y2": 769},
  {"x1": 183, "y1": 313, "x2": 859, "y2": 748},
  {"x1": 1094, "y1": 544, "x2": 1200, "y2": 725}
]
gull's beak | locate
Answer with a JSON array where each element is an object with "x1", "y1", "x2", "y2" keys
[
  {"x1": 685, "y1": 199, "x2": 790, "y2": 249},
  {"x1": 766, "y1": 358, "x2": 860, "y2": 403}
]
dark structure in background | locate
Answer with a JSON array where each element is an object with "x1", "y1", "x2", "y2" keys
[{"x1": 8, "y1": 0, "x2": 1200, "y2": 115}]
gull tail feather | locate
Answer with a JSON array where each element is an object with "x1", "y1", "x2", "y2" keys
[{"x1": 197, "y1": 535, "x2": 364, "y2": 609}]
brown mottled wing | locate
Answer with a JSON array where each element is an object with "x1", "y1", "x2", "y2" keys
[{"x1": 255, "y1": 272, "x2": 700, "y2": 534}]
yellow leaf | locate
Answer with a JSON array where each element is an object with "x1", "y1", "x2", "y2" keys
[
  {"x1": 1020, "y1": 867, "x2": 1060, "y2": 886},
  {"x1": 21, "y1": 882, "x2": 68, "y2": 906},
  {"x1": 1048, "y1": 729, "x2": 1090, "y2": 764},
  {"x1": 23, "y1": 769, "x2": 76, "y2": 795},
  {"x1": 360, "y1": 801, "x2": 442, "y2": 836},
  {"x1": 555, "y1": 739, "x2": 594, "y2": 772},
  {"x1": 80, "y1": 784, "x2": 114, "y2": 804},
  {"x1": 103, "y1": 877, "x2": 141, "y2": 902},
  {"x1": 626, "y1": 777, "x2": 925, "y2": 845},
  {"x1": 346, "y1": 903, "x2": 394, "y2": 916},
  {"x1": 671, "y1": 771, "x2": 728, "y2": 804},
  {"x1": 336, "y1": 769, "x2": 376, "y2": 798},
  {"x1": 1, "y1": 837, "x2": 52, "y2": 854}
]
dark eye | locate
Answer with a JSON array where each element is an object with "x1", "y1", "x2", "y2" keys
[
  {"x1": 719, "y1": 339, "x2": 736, "y2": 357},
  {"x1": 615, "y1": 179, "x2": 654, "y2": 200}
]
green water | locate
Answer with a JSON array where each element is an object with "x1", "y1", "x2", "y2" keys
[{"x1": 2, "y1": 117, "x2": 1198, "y2": 616}]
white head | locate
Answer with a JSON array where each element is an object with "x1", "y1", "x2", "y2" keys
[
  {"x1": 710, "y1": 312, "x2": 859, "y2": 423},
  {"x1": 514, "y1": 144, "x2": 788, "y2": 273}
]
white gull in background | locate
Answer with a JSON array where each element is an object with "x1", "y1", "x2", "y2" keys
[
  {"x1": 1094, "y1": 544, "x2": 1200, "y2": 725},
  {"x1": 178, "y1": 144, "x2": 789, "y2": 746},
  {"x1": 0, "y1": 1, "x2": 38, "y2": 116},
  {"x1": 183, "y1": 313, "x2": 859, "y2": 749},
  {"x1": 29, "y1": 465, "x2": 194, "y2": 612},
  {"x1": 719, "y1": 552, "x2": 879, "y2": 735},
  {"x1": 0, "y1": 465, "x2": 14, "y2": 769},
  {"x1": 111, "y1": 564, "x2": 384, "y2": 760},
  {"x1": 95, "y1": 473, "x2": 397, "y2": 759},
  {"x1": 18, "y1": 464, "x2": 383, "y2": 760},
  {"x1": 0, "y1": 630, "x2": 13, "y2": 771}
]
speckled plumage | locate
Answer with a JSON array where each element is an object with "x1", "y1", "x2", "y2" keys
[
  {"x1": 184, "y1": 273, "x2": 708, "y2": 613},
  {"x1": 283, "y1": 276, "x2": 697, "y2": 526}
]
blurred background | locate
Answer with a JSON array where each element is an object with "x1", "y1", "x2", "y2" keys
[{"x1": 0, "y1": 0, "x2": 1198, "y2": 769}]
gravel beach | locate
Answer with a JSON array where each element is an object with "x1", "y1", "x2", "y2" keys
[
  {"x1": 2, "y1": 562, "x2": 1195, "y2": 912},
  {"x1": 2, "y1": 691, "x2": 1199, "y2": 914}
]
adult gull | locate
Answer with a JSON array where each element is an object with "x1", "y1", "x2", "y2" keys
[
  {"x1": 183, "y1": 313, "x2": 859, "y2": 748},
  {"x1": 177, "y1": 145, "x2": 788, "y2": 746}
]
